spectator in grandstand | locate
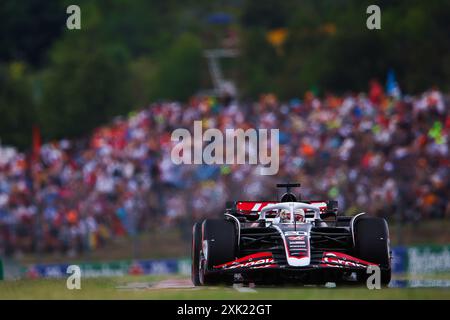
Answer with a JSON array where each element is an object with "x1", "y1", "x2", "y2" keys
[{"x1": 0, "y1": 87, "x2": 448, "y2": 257}]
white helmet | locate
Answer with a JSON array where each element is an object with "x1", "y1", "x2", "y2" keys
[{"x1": 279, "y1": 208, "x2": 306, "y2": 223}]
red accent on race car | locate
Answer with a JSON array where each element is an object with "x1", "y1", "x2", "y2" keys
[
  {"x1": 251, "y1": 264, "x2": 278, "y2": 269},
  {"x1": 235, "y1": 201, "x2": 327, "y2": 213},
  {"x1": 235, "y1": 202, "x2": 277, "y2": 212},
  {"x1": 213, "y1": 251, "x2": 378, "y2": 270},
  {"x1": 320, "y1": 252, "x2": 377, "y2": 268},
  {"x1": 213, "y1": 252, "x2": 275, "y2": 270}
]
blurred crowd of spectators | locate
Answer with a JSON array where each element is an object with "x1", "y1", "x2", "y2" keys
[{"x1": 0, "y1": 84, "x2": 449, "y2": 257}]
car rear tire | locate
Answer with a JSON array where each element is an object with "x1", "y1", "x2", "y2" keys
[
  {"x1": 191, "y1": 223, "x2": 202, "y2": 286},
  {"x1": 200, "y1": 219, "x2": 236, "y2": 285},
  {"x1": 353, "y1": 216, "x2": 391, "y2": 285}
]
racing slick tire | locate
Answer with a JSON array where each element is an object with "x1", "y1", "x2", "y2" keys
[
  {"x1": 191, "y1": 222, "x2": 202, "y2": 286},
  {"x1": 199, "y1": 219, "x2": 236, "y2": 285},
  {"x1": 353, "y1": 216, "x2": 391, "y2": 285}
]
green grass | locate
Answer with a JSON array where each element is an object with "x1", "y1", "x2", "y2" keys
[
  {"x1": 0, "y1": 275, "x2": 448, "y2": 300},
  {"x1": 18, "y1": 230, "x2": 190, "y2": 265},
  {"x1": 390, "y1": 220, "x2": 450, "y2": 246}
]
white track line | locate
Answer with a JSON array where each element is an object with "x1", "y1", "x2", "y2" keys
[{"x1": 232, "y1": 284, "x2": 257, "y2": 293}]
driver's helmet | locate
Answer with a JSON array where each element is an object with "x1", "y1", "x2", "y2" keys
[{"x1": 279, "y1": 208, "x2": 306, "y2": 223}]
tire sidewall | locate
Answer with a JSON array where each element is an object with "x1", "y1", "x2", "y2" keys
[
  {"x1": 200, "y1": 219, "x2": 236, "y2": 285},
  {"x1": 353, "y1": 216, "x2": 391, "y2": 285},
  {"x1": 191, "y1": 223, "x2": 202, "y2": 286}
]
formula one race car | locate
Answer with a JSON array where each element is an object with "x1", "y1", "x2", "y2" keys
[{"x1": 192, "y1": 183, "x2": 391, "y2": 286}]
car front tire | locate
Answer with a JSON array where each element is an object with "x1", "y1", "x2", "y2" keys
[
  {"x1": 353, "y1": 216, "x2": 391, "y2": 286},
  {"x1": 200, "y1": 219, "x2": 236, "y2": 285},
  {"x1": 191, "y1": 222, "x2": 202, "y2": 286}
]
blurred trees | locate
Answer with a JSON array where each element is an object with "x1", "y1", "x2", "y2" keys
[
  {"x1": 39, "y1": 36, "x2": 133, "y2": 139},
  {"x1": 0, "y1": 1, "x2": 65, "y2": 66},
  {"x1": 0, "y1": 63, "x2": 35, "y2": 149},
  {"x1": 151, "y1": 33, "x2": 203, "y2": 101},
  {"x1": 239, "y1": 0, "x2": 450, "y2": 97},
  {"x1": 0, "y1": 0, "x2": 449, "y2": 148}
]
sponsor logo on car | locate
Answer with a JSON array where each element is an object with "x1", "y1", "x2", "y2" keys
[
  {"x1": 289, "y1": 241, "x2": 306, "y2": 245},
  {"x1": 288, "y1": 236, "x2": 305, "y2": 241},
  {"x1": 225, "y1": 258, "x2": 276, "y2": 270},
  {"x1": 284, "y1": 231, "x2": 308, "y2": 236},
  {"x1": 320, "y1": 252, "x2": 376, "y2": 268}
]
